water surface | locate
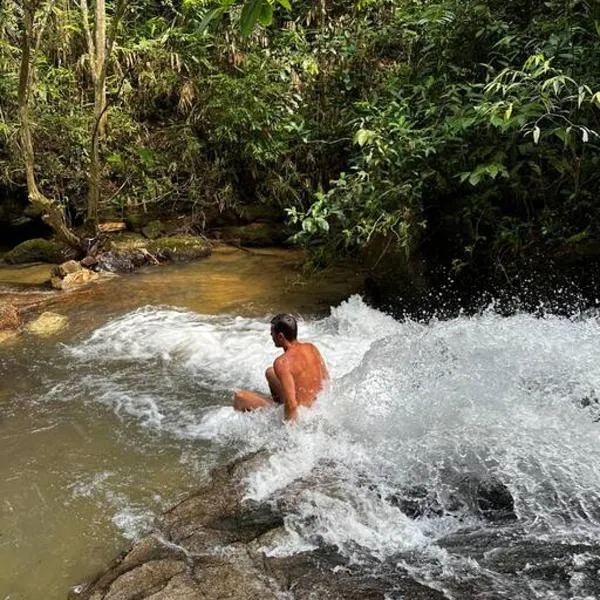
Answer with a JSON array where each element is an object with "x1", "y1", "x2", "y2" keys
[{"x1": 0, "y1": 247, "x2": 363, "y2": 600}]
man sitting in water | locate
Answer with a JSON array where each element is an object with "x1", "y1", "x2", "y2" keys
[{"x1": 233, "y1": 314, "x2": 329, "y2": 421}]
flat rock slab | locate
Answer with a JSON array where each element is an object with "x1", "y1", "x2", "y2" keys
[{"x1": 72, "y1": 452, "x2": 445, "y2": 600}]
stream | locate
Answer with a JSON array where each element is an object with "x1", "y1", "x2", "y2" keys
[{"x1": 2, "y1": 247, "x2": 600, "y2": 599}]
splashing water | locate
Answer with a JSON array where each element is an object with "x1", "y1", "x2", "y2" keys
[{"x1": 63, "y1": 295, "x2": 600, "y2": 598}]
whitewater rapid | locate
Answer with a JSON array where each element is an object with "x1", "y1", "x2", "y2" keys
[{"x1": 62, "y1": 295, "x2": 600, "y2": 598}]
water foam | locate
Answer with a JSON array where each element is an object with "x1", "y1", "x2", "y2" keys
[{"x1": 64, "y1": 296, "x2": 600, "y2": 596}]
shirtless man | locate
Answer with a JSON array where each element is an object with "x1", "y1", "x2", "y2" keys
[{"x1": 233, "y1": 314, "x2": 329, "y2": 421}]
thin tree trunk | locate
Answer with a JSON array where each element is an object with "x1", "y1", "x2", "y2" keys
[
  {"x1": 18, "y1": 3, "x2": 82, "y2": 251},
  {"x1": 82, "y1": 0, "x2": 126, "y2": 228},
  {"x1": 95, "y1": 0, "x2": 107, "y2": 137}
]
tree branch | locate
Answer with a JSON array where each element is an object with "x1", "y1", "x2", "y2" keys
[{"x1": 78, "y1": 0, "x2": 96, "y2": 80}]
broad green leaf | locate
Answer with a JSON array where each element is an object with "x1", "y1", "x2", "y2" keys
[
  {"x1": 259, "y1": 2, "x2": 273, "y2": 26},
  {"x1": 240, "y1": 0, "x2": 264, "y2": 36},
  {"x1": 276, "y1": 0, "x2": 292, "y2": 9}
]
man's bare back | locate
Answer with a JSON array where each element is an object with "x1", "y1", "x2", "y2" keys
[{"x1": 233, "y1": 314, "x2": 329, "y2": 421}]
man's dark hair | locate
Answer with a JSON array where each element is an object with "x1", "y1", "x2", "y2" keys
[{"x1": 271, "y1": 314, "x2": 298, "y2": 341}]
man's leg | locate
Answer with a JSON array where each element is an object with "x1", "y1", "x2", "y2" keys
[
  {"x1": 266, "y1": 367, "x2": 284, "y2": 404},
  {"x1": 233, "y1": 390, "x2": 273, "y2": 412}
]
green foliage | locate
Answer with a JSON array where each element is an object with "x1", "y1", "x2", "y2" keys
[
  {"x1": 289, "y1": 0, "x2": 600, "y2": 271},
  {"x1": 1, "y1": 0, "x2": 599, "y2": 277}
]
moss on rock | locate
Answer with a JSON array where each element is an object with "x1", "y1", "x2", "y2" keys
[
  {"x1": 142, "y1": 219, "x2": 166, "y2": 240},
  {"x1": 4, "y1": 238, "x2": 67, "y2": 264},
  {"x1": 109, "y1": 232, "x2": 147, "y2": 251},
  {"x1": 146, "y1": 236, "x2": 212, "y2": 262}
]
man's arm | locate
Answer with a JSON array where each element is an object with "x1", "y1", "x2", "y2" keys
[{"x1": 274, "y1": 358, "x2": 297, "y2": 421}]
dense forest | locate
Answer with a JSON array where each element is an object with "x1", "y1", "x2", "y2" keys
[{"x1": 1, "y1": 0, "x2": 599, "y2": 303}]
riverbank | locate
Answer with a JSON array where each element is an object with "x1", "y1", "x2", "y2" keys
[{"x1": 0, "y1": 244, "x2": 364, "y2": 347}]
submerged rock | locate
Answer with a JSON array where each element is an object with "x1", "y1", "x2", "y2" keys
[
  {"x1": 387, "y1": 476, "x2": 515, "y2": 523},
  {"x1": 0, "y1": 302, "x2": 20, "y2": 330},
  {"x1": 73, "y1": 451, "x2": 445, "y2": 600},
  {"x1": 4, "y1": 238, "x2": 68, "y2": 264},
  {"x1": 0, "y1": 329, "x2": 20, "y2": 344},
  {"x1": 25, "y1": 311, "x2": 68, "y2": 336}
]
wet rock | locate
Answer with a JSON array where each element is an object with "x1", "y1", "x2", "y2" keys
[
  {"x1": 95, "y1": 250, "x2": 148, "y2": 273},
  {"x1": 95, "y1": 236, "x2": 211, "y2": 272},
  {"x1": 4, "y1": 238, "x2": 67, "y2": 264},
  {"x1": 475, "y1": 478, "x2": 515, "y2": 521},
  {"x1": 81, "y1": 255, "x2": 99, "y2": 268},
  {"x1": 216, "y1": 223, "x2": 291, "y2": 247},
  {"x1": 51, "y1": 262, "x2": 99, "y2": 290},
  {"x1": 387, "y1": 485, "x2": 444, "y2": 520},
  {"x1": 386, "y1": 476, "x2": 515, "y2": 523},
  {"x1": 24, "y1": 311, "x2": 68, "y2": 336},
  {"x1": 74, "y1": 450, "x2": 445, "y2": 600},
  {"x1": 0, "y1": 302, "x2": 20, "y2": 330},
  {"x1": 53, "y1": 260, "x2": 83, "y2": 277}
]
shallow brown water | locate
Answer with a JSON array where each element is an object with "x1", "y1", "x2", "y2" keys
[{"x1": 0, "y1": 246, "x2": 363, "y2": 600}]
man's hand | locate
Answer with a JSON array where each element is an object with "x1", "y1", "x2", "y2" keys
[{"x1": 274, "y1": 358, "x2": 297, "y2": 422}]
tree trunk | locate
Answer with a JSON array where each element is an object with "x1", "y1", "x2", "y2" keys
[
  {"x1": 83, "y1": 0, "x2": 126, "y2": 229},
  {"x1": 95, "y1": 0, "x2": 107, "y2": 137},
  {"x1": 18, "y1": 4, "x2": 82, "y2": 251}
]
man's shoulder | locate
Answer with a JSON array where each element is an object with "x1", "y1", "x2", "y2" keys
[
  {"x1": 303, "y1": 341, "x2": 323, "y2": 357},
  {"x1": 273, "y1": 354, "x2": 289, "y2": 370}
]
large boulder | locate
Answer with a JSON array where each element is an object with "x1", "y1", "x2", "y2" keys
[
  {"x1": 72, "y1": 452, "x2": 445, "y2": 600},
  {"x1": 4, "y1": 238, "x2": 68, "y2": 264}
]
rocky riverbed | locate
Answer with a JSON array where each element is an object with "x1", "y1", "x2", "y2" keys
[{"x1": 71, "y1": 452, "x2": 445, "y2": 600}]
